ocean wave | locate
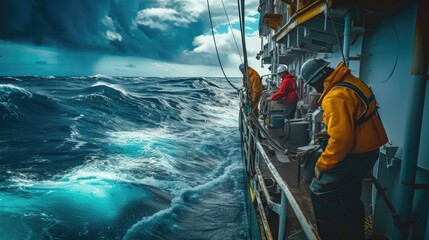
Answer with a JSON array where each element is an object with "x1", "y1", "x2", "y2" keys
[
  {"x1": 0, "y1": 76, "x2": 23, "y2": 82},
  {"x1": 0, "y1": 76, "x2": 245, "y2": 239},
  {"x1": 91, "y1": 81, "x2": 130, "y2": 96},
  {"x1": 89, "y1": 74, "x2": 114, "y2": 80},
  {"x1": 0, "y1": 84, "x2": 33, "y2": 99},
  {"x1": 0, "y1": 85, "x2": 64, "y2": 122},
  {"x1": 123, "y1": 156, "x2": 246, "y2": 240}
]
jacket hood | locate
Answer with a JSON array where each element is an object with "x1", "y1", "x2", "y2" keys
[
  {"x1": 248, "y1": 67, "x2": 256, "y2": 76},
  {"x1": 319, "y1": 61, "x2": 350, "y2": 103},
  {"x1": 242, "y1": 67, "x2": 256, "y2": 79}
]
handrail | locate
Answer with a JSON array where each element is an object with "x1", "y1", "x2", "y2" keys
[{"x1": 239, "y1": 108, "x2": 320, "y2": 240}]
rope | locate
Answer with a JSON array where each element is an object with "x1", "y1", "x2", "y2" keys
[
  {"x1": 206, "y1": 0, "x2": 240, "y2": 92},
  {"x1": 249, "y1": 112, "x2": 287, "y2": 154},
  {"x1": 221, "y1": 0, "x2": 243, "y2": 63}
]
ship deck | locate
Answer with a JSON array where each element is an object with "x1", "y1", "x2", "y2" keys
[
  {"x1": 259, "y1": 137, "x2": 316, "y2": 239},
  {"x1": 253, "y1": 129, "x2": 373, "y2": 240}
]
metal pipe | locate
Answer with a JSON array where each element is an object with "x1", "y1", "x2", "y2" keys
[
  {"x1": 260, "y1": 38, "x2": 264, "y2": 68},
  {"x1": 394, "y1": 0, "x2": 429, "y2": 239},
  {"x1": 255, "y1": 187, "x2": 274, "y2": 240},
  {"x1": 425, "y1": 210, "x2": 429, "y2": 240},
  {"x1": 343, "y1": 12, "x2": 351, "y2": 66},
  {"x1": 324, "y1": 6, "x2": 327, "y2": 31},
  {"x1": 278, "y1": 192, "x2": 288, "y2": 240},
  {"x1": 297, "y1": 26, "x2": 300, "y2": 48}
]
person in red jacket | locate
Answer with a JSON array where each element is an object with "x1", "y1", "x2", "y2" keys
[{"x1": 266, "y1": 64, "x2": 298, "y2": 119}]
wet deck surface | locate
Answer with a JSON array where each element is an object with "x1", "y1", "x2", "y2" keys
[
  {"x1": 257, "y1": 137, "x2": 373, "y2": 239},
  {"x1": 259, "y1": 138, "x2": 317, "y2": 239}
]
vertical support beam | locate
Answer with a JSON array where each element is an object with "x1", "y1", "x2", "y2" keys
[
  {"x1": 275, "y1": 44, "x2": 280, "y2": 83},
  {"x1": 297, "y1": 26, "x2": 300, "y2": 49},
  {"x1": 425, "y1": 211, "x2": 429, "y2": 240},
  {"x1": 278, "y1": 191, "x2": 288, "y2": 240},
  {"x1": 260, "y1": 38, "x2": 264, "y2": 68},
  {"x1": 343, "y1": 12, "x2": 351, "y2": 67},
  {"x1": 247, "y1": 126, "x2": 255, "y2": 175},
  {"x1": 394, "y1": 0, "x2": 429, "y2": 239}
]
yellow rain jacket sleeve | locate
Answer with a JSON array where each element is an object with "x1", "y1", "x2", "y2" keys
[
  {"x1": 242, "y1": 67, "x2": 262, "y2": 103},
  {"x1": 316, "y1": 62, "x2": 388, "y2": 172}
]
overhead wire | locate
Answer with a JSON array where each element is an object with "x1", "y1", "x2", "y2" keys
[
  {"x1": 221, "y1": 0, "x2": 243, "y2": 63},
  {"x1": 324, "y1": 0, "x2": 346, "y2": 64},
  {"x1": 236, "y1": 0, "x2": 253, "y2": 236},
  {"x1": 206, "y1": 0, "x2": 240, "y2": 92},
  {"x1": 238, "y1": 0, "x2": 251, "y2": 109}
]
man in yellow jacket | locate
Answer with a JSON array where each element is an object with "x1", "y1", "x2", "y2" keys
[
  {"x1": 301, "y1": 59, "x2": 388, "y2": 240},
  {"x1": 239, "y1": 64, "x2": 263, "y2": 118}
]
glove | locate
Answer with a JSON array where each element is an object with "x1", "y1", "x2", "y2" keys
[{"x1": 314, "y1": 166, "x2": 321, "y2": 180}]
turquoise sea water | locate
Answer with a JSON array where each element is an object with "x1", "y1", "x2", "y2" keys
[{"x1": 0, "y1": 76, "x2": 250, "y2": 239}]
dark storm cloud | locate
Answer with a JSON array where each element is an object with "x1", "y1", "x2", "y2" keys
[{"x1": 0, "y1": 0, "x2": 212, "y2": 62}]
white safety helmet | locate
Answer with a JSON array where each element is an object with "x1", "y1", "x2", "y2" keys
[{"x1": 276, "y1": 64, "x2": 288, "y2": 74}]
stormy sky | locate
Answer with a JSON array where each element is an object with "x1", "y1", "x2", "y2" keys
[{"x1": 0, "y1": 0, "x2": 268, "y2": 77}]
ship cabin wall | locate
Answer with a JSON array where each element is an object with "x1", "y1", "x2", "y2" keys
[
  {"x1": 259, "y1": 0, "x2": 429, "y2": 238},
  {"x1": 359, "y1": 2, "x2": 429, "y2": 239}
]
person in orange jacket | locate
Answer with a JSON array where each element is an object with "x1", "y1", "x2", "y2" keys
[
  {"x1": 239, "y1": 64, "x2": 262, "y2": 118},
  {"x1": 265, "y1": 64, "x2": 299, "y2": 119},
  {"x1": 301, "y1": 59, "x2": 388, "y2": 240}
]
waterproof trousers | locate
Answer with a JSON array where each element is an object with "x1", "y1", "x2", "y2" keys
[
  {"x1": 251, "y1": 97, "x2": 261, "y2": 118},
  {"x1": 284, "y1": 102, "x2": 297, "y2": 119},
  {"x1": 310, "y1": 149, "x2": 379, "y2": 240}
]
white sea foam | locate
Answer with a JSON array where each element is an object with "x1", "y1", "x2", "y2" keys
[
  {"x1": 71, "y1": 114, "x2": 84, "y2": 121},
  {"x1": 64, "y1": 125, "x2": 87, "y2": 150},
  {"x1": 123, "y1": 155, "x2": 245, "y2": 239},
  {"x1": 0, "y1": 76, "x2": 246, "y2": 239},
  {"x1": 92, "y1": 81, "x2": 130, "y2": 96},
  {"x1": 202, "y1": 104, "x2": 239, "y2": 127},
  {"x1": 107, "y1": 129, "x2": 178, "y2": 171},
  {"x1": 0, "y1": 84, "x2": 32, "y2": 98},
  {"x1": 90, "y1": 74, "x2": 113, "y2": 80},
  {"x1": 1, "y1": 76, "x2": 22, "y2": 81}
]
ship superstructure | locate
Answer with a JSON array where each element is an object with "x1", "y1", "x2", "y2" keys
[{"x1": 239, "y1": 0, "x2": 429, "y2": 239}]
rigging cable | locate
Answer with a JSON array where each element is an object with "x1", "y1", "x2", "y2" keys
[
  {"x1": 236, "y1": 0, "x2": 253, "y2": 236},
  {"x1": 221, "y1": 0, "x2": 243, "y2": 63},
  {"x1": 238, "y1": 0, "x2": 251, "y2": 109},
  {"x1": 206, "y1": 0, "x2": 240, "y2": 92}
]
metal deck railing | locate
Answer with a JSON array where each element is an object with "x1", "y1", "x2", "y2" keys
[{"x1": 239, "y1": 108, "x2": 320, "y2": 240}]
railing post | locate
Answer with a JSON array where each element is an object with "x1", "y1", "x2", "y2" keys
[
  {"x1": 343, "y1": 12, "x2": 351, "y2": 66},
  {"x1": 278, "y1": 191, "x2": 288, "y2": 240}
]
